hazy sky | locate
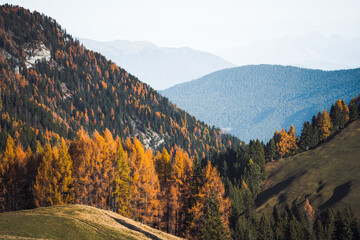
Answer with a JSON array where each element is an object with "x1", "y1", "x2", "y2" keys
[{"x1": 2, "y1": 0, "x2": 360, "y2": 53}]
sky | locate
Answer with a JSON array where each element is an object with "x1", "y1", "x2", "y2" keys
[{"x1": 2, "y1": 0, "x2": 360, "y2": 53}]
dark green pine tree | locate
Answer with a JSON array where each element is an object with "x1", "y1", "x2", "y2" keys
[
  {"x1": 184, "y1": 155, "x2": 203, "y2": 231},
  {"x1": 349, "y1": 101, "x2": 358, "y2": 121},
  {"x1": 334, "y1": 210, "x2": 353, "y2": 240},
  {"x1": 242, "y1": 159, "x2": 262, "y2": 196},
  {"x1": 300, "y1": 121, "x2": 312, "y2": 151},
  {"x1": 287, "y1": 218, "x2": 302, "y2": 240},
  {"x1": 265, "y1": 138, "x2": 276, "y2": 162},
  {"x1": 233, "y1": 216, "x2": 255, "y2": 240},
  {"x1": 330, "y1": 104, "x2": 342, "y2": 132},
  {"x1": 247, "y1": 139, "x2": 266, "y2": 180},
  {"x1": 257, "y1": 214, "x2": 274, "y2": 240},
  {"x1": 314, "y1": 217, "x2": 325, "y2": 240},
  {"x1": 323, "y1": 208, "x2": 336, "y2": 240},
  {"x1": 310, "y1": 115, "x2": 320, "y2": 147},
  {"x1": 343, "y1": 206, "x2": 359, "y2": 240},
  {"x1": 199, "y1": 193, "x2": 230, "y2": 240}
]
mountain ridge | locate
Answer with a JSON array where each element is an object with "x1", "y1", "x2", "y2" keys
[
  {"x1": 0, "y1": 204, "x2": 184, "y2": 240},
  {"x1": 0, "y1": 4, "x2": 240, "y2": 157},
  {"x1": 161, "y1": 64, "x2": 360, "y2": 142},
  {"x1": 79, "y1": 37, "x2": 235, "y2": 90}
]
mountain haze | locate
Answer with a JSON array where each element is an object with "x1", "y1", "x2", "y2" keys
[
  {"x1": 219, "y1": 33, "x2": 360, "y2": 70},
  {"x1": 161, "y1": 65, "x2": 360, "y2": 142},
  {"x1": 79, "y1": 38, "x2": 235, "y2": 90}
]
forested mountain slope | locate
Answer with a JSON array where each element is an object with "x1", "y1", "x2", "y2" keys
[
  {"x1": 161, "y1": 65, "x2": 360, "y2": 142},
  {"x1": 79, "y1": 38, "x2": 235, "y2": 90},
  {"x1": 0, "y1": 4, "x2": 239, "y2": 156},
  {"x1": 256, "y1": 119, "x2": 360, "y2": 216}
]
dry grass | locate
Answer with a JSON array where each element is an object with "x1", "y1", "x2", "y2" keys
[
  {"x1": 256, "y1": 119, "x2": 360, "y2": 216},
  {"x1": 0, "y1": 204, "x2": 184, "y2": 240}
]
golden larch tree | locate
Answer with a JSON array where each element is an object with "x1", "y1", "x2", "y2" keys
[{"x1": 318, "y1": 109, "x2": 332, "y2": 141}]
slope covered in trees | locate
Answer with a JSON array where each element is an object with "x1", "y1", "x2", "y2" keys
[
  {"x1": 161, "y1": 65, "x2": 360, "y2": 142},
  {"x1": 0, "y1": 4, "x2": 239, "y2": 158},
  {"x1": 1, "y1": 4, "x2": 359, "y2": 240},
  {"x1": 0, "y1": 128, "x2": 231, "y2": 239}
]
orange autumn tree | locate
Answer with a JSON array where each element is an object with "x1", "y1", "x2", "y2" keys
[
  {"x1": 125, "y1": 137, "x2": 161, "y2": 226},
  {"x1": 172, "y1": 147, "x2": 193, "y2": 235},
  {"x1": 317, "y1": 109, "x2": 332, "y2": 141},
  {"x1": 0, "y1": 135, "x2": 27, "y2": 211},
  {"x1": 56, "y1": 138, "x2": 74, "y2": 204},
  {"x1": 275, "y1": 129, "x2": 290, "y2": 158},
  {"x1": 101, "y1": 129, "x2": 117, "y2": 207},
  {"x1": 0, "y1": 135, "x2": 16, "y2": 211},
  {"x1": 113, "y1": 140, "x2": 131, "y2": 217},
  {"x1": 69, "y1": 129, "x2": 93, "y2": 205},
  {"x1": 303, "y1": 198, "x2": 315, "y2": 222},
  {"x1": 33, "y1": 143, "x2": 57, "y2": 207},
  {"x1": 275, "y1": 125, "x2": 298, "y2": 158},
  {"x1": 287, "y1": 124, "x2": 299, "y2": 154}
]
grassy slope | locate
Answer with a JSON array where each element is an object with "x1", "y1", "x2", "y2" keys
[
  {"x1": 0, "y1": 204, "x2": 183, "y2": 240},
  {"x1": 256, "y1": 119, "x2": 360, "y2": 215}
]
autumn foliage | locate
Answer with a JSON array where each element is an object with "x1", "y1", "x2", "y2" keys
[
  {"x1": 0, "y1": 129, "x2": 230, "y2": 239},
  {"x1": 274, "y1": 125, "x2": 298, "y2": 158}
]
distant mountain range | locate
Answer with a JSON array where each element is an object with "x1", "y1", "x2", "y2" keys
[
  {"x1": 78, "y1": 38, "x2": 235, "y2": 90},
  {"x1": 161, "y1": 65, "x2": 360, "y2": 142},
  {"x1": 218, "y1": 33, "x2": 360, "y2": 70}
]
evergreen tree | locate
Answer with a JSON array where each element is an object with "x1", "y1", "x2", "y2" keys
[
  {"x1": 330, "y1": 103, "x2": 342, "y2": 132},
  {"x1": 247, "y1": 139, "x2": 266, "y2": 180},
  {"x1": 199, "y1": 192, "x2": 230, "y2": 240},
  {"x1": 257, "y1": 214, "x2": 274, "y2": 240},
  {"x1": 265, "y1": 138, "x2": 276, "y2": 161},
  {"x1": 349, "y1": 97, "x2": 358, "y2": 121},
  {"x1": 300, "y1": 121, "x2": 312, "y2": 151},
  {"x1": 334, "y1": 210, "x2": 352, "y2": 240},
  {"x1": 323, "y1": 209, "x2": 336, "y2": 240},
  {"x1": 242, "y1": 159, "x2": 262, "y2": 196}
]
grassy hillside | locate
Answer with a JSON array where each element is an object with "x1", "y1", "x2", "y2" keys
[
  {"x1": 161, "y1": 64, "x2": 360, "y2": 142},
  {"x1": 0, "y1": 204, "x2": 183, "y2": 240},
  {"x1": 256, "y1": 119, "x2": 360, "y2": 215}
]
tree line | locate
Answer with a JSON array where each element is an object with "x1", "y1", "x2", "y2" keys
[
  {"x1": 265, "y1": 96, "x2": 359, "y2": 161},
  {"x1": 0, "y1": 128, "x2": 231, "y2": 239}
]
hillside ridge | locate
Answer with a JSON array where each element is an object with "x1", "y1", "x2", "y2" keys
[
  {"x1": 0, "y1": 4, "x2": 240, "y2": 156},
  {"x1": 256, "y1": 119, "x2": 360, "y2": 216},
  {"x1": 161, "y1": 64, "x2": 360, "y2": 142},
  {"x1": 0, "y1": 204, "x2": 184, "y2": 240}
]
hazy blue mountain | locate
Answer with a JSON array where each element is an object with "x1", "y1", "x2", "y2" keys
[
  {"x1": 78, "y1": 38, "x2": 235, "y2": 90},
  {"x1": 218, "y1": 33, "x2": 360, "y2": 70},
  {"x1": 161, "y1": 65, "x2": 360, "y2": 142}
]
